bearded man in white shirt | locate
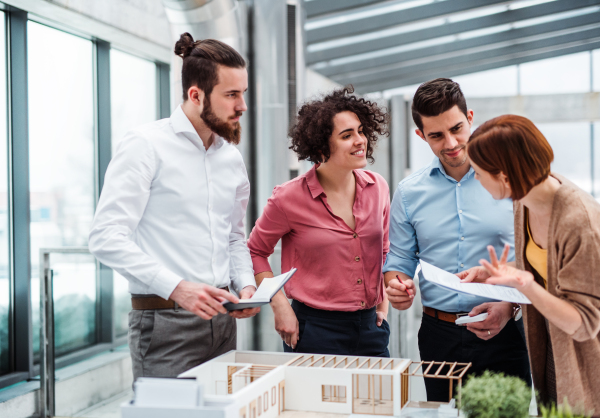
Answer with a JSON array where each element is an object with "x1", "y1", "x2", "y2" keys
[{"x1": 89, "y1": 33, "x2": 260, "y2": 380}]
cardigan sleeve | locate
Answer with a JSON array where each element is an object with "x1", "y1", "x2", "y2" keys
[{"x1": 555, "y1": 229, "x2": 600, "y2": 342}]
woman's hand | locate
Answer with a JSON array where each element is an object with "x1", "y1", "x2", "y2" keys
[
  {"x1": 376, "y1": 310, "x2": 387, "y2": 327},
  {"x1": 272, "y1": 297, "x2": 300, "y2": 349},
  {"x1": 470, "y1": 244, "x2": 534, "y2": 290},
  {"x1": 456, "y1": 265, "x2": 491, "y2": 283}
]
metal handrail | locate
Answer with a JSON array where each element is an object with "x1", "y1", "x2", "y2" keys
[{"x1": 39, "y1": 247, "x2": 90, "y2": 418}]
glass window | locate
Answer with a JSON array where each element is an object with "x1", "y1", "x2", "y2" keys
[
  {"x1": 593, "y1": 49, "x2": 600, "y2": 92},
  {"x1": 520, "y1": 52, "x2": 591, "y2": 95},
  {"x1": 0, "y1": 12, "x2": 9, "y2": 376},
  {"x1": 409, "y1": 131, "x2": 434, "y2": 173},
  {"x1": 110, "y1": 49, "x2": 157, "y2": 153},
  {"x1": 110, "y1": 49, "x2": 158, "y2": 336},
  {"x1": 28, "y1": 22, "x2": 96, "y2": 358},
  {"x1": 452, "y1": 65, "x2": 518, "y2": 98},
  {"x1": 537, "y1": 122, "x2": 592, "y2": 193}
]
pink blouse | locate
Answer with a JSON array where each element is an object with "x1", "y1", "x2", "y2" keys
[{"x1": 247, "y1": 165, "x2": 390, "y2": 311}]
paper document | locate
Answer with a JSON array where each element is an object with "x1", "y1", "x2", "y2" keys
[
  {"x1": 223, "y1": 268, "x2": 297, "y2": 311},
  {"x1": 419, "y1": 260, "x2": 531, "y2": 304}
]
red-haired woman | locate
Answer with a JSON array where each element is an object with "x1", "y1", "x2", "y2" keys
[{"x1": 462, "y1": 114, "x2": 600, "y2": 413}]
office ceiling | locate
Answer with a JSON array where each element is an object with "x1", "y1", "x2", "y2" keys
[{"x1": 303, "y1": 0, "x2": 600, "y2": 93}]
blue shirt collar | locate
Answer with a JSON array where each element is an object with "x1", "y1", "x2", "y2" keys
[{"x1": 428, "y1": 156, "x2": 474, "y2": 182}]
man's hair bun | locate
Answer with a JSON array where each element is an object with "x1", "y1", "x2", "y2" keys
[
  {"x1": 174, "y1": 32, "x2": 196, "y2": 58},
  {"x1": 174, "y1": 34, "x2": 246, "y2": 101}
]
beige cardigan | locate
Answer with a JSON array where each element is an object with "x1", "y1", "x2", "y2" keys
[{"x1": 514, "y1": 174, "x2": 600, "y2": 414}]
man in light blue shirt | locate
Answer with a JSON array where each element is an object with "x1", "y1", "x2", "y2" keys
[{"x1": 383, "y1": 78, "x2": 530, "y2": 401}]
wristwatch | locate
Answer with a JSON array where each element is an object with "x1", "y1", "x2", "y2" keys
[{"x1": 512, "y1": 303, "x2": 522, "y2": 321}]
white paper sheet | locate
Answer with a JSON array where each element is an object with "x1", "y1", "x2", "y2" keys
[
  {"x1": 252, "y1": 268, "x2": 297, "y2": 300},
  {"x1": 419, "y1": 260, "x2": 531, "y2": 304}
]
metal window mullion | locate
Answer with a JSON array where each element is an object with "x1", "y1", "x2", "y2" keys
[
  {"x1": 7, "y1": 7, "x2": 32, "y2": 377},
  {"x1": 94, "y1": 39, "x2": 113, "y2": 343},
  {"x1": 157, "y1": 62, "x2": 170, "y2": 119}
]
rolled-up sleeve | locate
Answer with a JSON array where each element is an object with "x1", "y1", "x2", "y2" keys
[
  {"x1": 248, "y1": 189, "x2": 291, "y2": 275},
  {"x1": 383, "y1": 184, "x2": 419, "y2": 277},
  {"x1": 228, "y1": 161, "x2": 257, "y2": 293},
  {"x1": 556, "y1": 230, "x2": 600, "y2": 342},
  {"x1": 88, "y1": 132, "x2": 183, "y2": 300}
]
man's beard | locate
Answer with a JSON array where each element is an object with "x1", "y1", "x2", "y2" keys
[
  {"x1": 441, "y1": 145, "x2": 468, "y2": 168},
  {"x1": 201, "y1": 97, "x2": 242, "y2": 145}
]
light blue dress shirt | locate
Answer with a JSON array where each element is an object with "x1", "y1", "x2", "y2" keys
[{"x1": 383, "y1": 157, "x2": 515, "y2": 313}]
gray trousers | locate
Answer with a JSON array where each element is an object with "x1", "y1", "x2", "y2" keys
[{"x1": 128, "y1": 308, "x2": 236, "y2": 381}]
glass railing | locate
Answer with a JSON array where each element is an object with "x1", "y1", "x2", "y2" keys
[
  {"x1": 38, "y1": 246, "x2": 92, "y2": 418},
  {"x1": 32, "y1": 252, "x2": 97, "y2": 362}
]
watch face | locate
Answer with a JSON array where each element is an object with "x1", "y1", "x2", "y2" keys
[{"x1": 515, "y1": 308, "x2": 522, "y2": 321}]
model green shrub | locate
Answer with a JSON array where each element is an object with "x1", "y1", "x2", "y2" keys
[
  {"x1": 457, "y1": 371, "x2": 531, "y2": 418},
  {"x1": 540, "y1": 400, "x2": 592, "y2": 418}
]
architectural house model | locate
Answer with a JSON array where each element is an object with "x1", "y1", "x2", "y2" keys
[{"x1": 122, "y1": 350, "x2": 469, "y2": 418}]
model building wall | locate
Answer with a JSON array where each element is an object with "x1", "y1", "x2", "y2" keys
[
  {"x1": 284, "y1": 367, "x2": 354, "y2": 414},
  {"x1": 231, "y1": 367, "x2": 285, "y2": 418}
]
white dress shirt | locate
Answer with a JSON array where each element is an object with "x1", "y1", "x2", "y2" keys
[{"x1": 89, "y1": 105, "x2": 256, "y2": 299}]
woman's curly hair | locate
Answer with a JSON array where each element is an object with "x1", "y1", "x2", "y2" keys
[{"x1": 289, "y1": 86, "x2": 389, "y2": 164}]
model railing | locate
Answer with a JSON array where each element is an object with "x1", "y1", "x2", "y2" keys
[{"x1": 39, "y1": 246, "x2": 90, "y2": 418}]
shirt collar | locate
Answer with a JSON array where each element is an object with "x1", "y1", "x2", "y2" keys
[
  {"x1": 305, "y1": 164, "x2": 375, "y2": 199},
  {"x1": 170, "y1": 105, "x2": 224, "y2": 151},
  {"x1": 305, "y1": 164, "x2": 324, "y2": 199},
  {"x1": 429, "y1": 156, "x2": 474, "y2": 180},
  {"x1": 429, "y1": 157, "x2": 444, "y2": 176}
]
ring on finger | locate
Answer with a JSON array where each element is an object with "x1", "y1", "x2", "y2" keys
[{"x1": 487, "y1": 330, "x2": 491, "y2": 335}]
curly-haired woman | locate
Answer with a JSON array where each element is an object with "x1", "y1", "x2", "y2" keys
[{"x1": 247, "y1": 87, "x2": 392, "y2": 356}]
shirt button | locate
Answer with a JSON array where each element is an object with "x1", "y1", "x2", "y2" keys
[
  {"x1": 353, "y1": 233, "x2": 358, "y2": 239},
  {"x1": 357, "y1": 278, "x2": 362, "y2": 284},
  {"x1": 461, "y1": 236, "x2": 465, "y2": 241},
  {"x1": 460, "y1": 263, "x2": 464, "y2": 267},
  {"x1": 360, "y1": 301, "x2": 365, "y2": 307},
  {"x1": 459, "y1": 210, "x2": 463, "y2": 214},
  {"x1": 457, "y1": 183, "x2": 461, "y2": 187},
  {"x1": 355, "y1": 256, "x2": 360, "y2": 262}
]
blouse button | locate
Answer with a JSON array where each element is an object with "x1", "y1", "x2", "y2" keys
[
  {"x1": 360, "y1": 301, "x2": 365, "y2": 307},
  {"x1": 353, "y1": 233, "x2": 358, "y2": 238},
  {"x1": 357, "y1": 278, "x2": 363, "y2": 284},
  {"x1": 355, "y1": 256, "x2": 360, "y2": 262}
]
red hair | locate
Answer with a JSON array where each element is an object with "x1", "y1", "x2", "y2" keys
[{"x1": 467, "y1": 115, "x2": 554, "y2": 200}]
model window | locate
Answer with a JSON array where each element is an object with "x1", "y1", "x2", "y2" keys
[{"x1": 322, "y1": 385, "x2": 347, "y2": 403}]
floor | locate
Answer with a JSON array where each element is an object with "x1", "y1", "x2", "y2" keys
[
  {"x1": 352, "y1": 398, "x2": 394, "y2": 415},
  {"x1": 71, "y1": 390, "x2": 133, "y2": 418}
]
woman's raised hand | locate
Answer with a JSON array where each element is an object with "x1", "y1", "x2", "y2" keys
[{"x1": 472, "y1": 243, "x2": 534, "y2": 290}]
